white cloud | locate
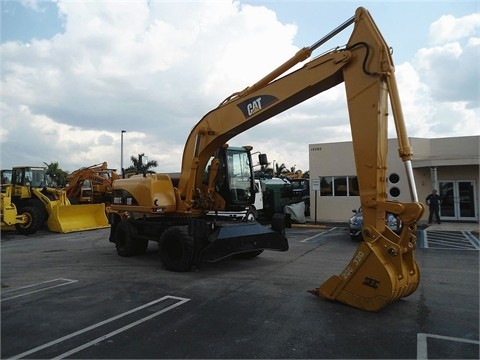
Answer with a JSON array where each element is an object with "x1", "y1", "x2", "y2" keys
[
  {"x1": 1, "y1": 2, "x2": 479, "y2": 175},
  {"x1": 20, "y1": 0, "x2": 44, "y2": 12},
  {"x1": 429, "y1": 13, "x2": 480, "y2": 44},
  {"x1": 401, "y1": 12, "x2": 480, "y2": 139}
]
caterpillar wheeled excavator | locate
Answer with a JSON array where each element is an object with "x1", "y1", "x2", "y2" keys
[{"x1": 109, "y1": 7, "x2": 425, "y2": 311}]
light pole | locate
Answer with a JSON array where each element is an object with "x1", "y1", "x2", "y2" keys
[{"x1": 121, "y1": 130, "x2": 126, "y2": 178}]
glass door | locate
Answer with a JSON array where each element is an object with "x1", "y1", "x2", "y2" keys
[
  {"x1": 439, "y1": 181, "x2": 455, "y2": 219},
  {"x1": 438, "y1": 180, "x2": 478, "y2": 221}
]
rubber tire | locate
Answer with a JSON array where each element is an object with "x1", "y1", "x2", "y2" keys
[
  {"x1": 243, "y1": 206, "x2": 258, "y2": 222},
  {"x1": 114, "y1": 222, "x2": 148, "y2": 257},
  {"x1": 15, "y1": 205, "x2": 44, "y2": 235},
  {"x1": 158, "y1": 226, "x2": 194, "y2": 272}
]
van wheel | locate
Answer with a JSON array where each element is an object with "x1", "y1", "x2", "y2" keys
[
  {"x1": 243, "y1": 206, "x2": 258, "y2": 222},
  {"x1": 158, "y1": 226, "x2": 194, "y2": 272},
  {"x1": 15, "y1": 206, "x2": 44, "y2": 235},
  {"x1": 114, "y1": 222, "x2": 147, "y2": 256}
]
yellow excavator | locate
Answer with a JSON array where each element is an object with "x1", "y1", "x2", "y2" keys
[
  {"x1": 109, "y1": 7, "x2": 424, "y2": 311},
  {"x1": 1, "y1": 166, "x2": 109, "y2": 234}
]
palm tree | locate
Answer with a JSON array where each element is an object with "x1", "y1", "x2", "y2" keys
[
  {"x1": 125, "y1": 154, "x2": 158, "y2": 175},
  {"x1": 275, "y1": 163, "x2": 286, "y2": 177},
  {"x1": 43, "y1": 162, "x2": 69, "y2": 187}
]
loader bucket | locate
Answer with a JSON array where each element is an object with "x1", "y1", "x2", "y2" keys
[
  {"x1": 310, "y1": 226, "x2": 420, "y2": 312},
  {"x1": 47, "y1": 203, "x2": 109, "y2": 233}
]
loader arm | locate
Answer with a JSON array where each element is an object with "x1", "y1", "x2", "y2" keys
[{"x1": 176, "y1": 7, "x2": 424, "y2": 310}]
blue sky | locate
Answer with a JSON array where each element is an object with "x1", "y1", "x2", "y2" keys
[
  {"x1": 1, "y1": 0, "x2": 479, "y2": 172},
  {"x1": 2, "y1": 1, "x2": 62, "y2": 41}
]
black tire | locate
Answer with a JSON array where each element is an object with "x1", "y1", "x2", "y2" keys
[
  {"x1": 232, "y1": 249, "x2": 264, "y2": 259},
  {"x1": 15, "y1": 206, "x2": 44, "y2": 235},
  {"x1": 158, "y1": 226, "x2": 194, "y2": 272},
  {"x1": 243, "y1": 206, "x2": 258, "y2": 222},
  {"x1": 114, "y1": 222, "x2": 148, "y2": 257}
]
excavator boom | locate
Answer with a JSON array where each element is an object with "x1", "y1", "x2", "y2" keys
[{"x1": 176, "y1": 7, "x2": 424, "y2": 310}]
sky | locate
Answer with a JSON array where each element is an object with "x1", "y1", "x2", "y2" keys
[{"x1": 1, "y1": 0, "x2": 479, "y2": 174}]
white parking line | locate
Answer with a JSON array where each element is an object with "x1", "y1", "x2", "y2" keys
[
  {"x1": 417, "y1": 332, "x2": 480, "y2": 359},
  {"x1": 422, "y1": 230, "x2": 429, "y2": 248},
  {"x1": 1, "y1": 278, "x2": 78, "y2": 301},
  {"x1": 9, "y1": 295, "x2": 190, "y2": 360},
  {"x1": 463, "y1": 231, "x2": 480, "y2": 250},
  {"x1": 301, "y1": 227, "x2": 338, "y2": 242}
]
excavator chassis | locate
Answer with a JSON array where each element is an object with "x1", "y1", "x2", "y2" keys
[{"x1": 108, "y1": 213, "x2": 289, "y2": 271}]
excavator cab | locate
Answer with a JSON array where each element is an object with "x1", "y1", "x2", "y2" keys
[{"x1": 203, "y1": 146, "x2": 256, "y2": 211}]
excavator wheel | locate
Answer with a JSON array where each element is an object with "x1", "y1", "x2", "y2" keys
[
  {"x1": 158, "y1": 225, "x2": 194, "y2": 272},
  {"x1": 114, "y1": 221, "x2": 148, "y2": 257},
  {"x1": 15, "y1": 205, "x2": 45, "y2": 235}
]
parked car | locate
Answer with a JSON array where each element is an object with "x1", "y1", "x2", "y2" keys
[{"x1": 349, "y1": 207, "x2": 399, "y2": 241}]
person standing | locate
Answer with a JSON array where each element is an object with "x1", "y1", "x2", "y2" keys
[{"x1": 426, "y1": 189, "x2": 442, "y2": 224}]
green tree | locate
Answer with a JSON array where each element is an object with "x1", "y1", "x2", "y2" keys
[
  {"x1": 254, "y1": 163, "x2": 273, "y2": 179},
  {"x1": 275, "y1": 163, "x2": 286, "y2": 177},
  {"x1": 125, "y1": 154, "x2": 158, "y2": 175},
  {"x1": 43, "y1": 161, "x2": 69, "y2": 187}
]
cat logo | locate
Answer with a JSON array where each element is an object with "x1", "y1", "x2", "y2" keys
[{"x1": 237, "y1": 95, "x2": 278, "y2": 118}]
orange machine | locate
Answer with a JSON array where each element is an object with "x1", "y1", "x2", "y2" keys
[{"x1": 65, "y1": 162, "x2": 120, "y2": 205}]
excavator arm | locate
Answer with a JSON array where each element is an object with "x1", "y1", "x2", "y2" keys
[
  {"x1": 175, "y1": 7, "x2": 424, "y2": 310},
  {"x1": 66, "y1": 162, "x2": 119, "y2": 204}
]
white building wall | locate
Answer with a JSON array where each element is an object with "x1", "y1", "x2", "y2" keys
[{"x1": 309, "y1": 136, "x2": 479, "y2": 222}]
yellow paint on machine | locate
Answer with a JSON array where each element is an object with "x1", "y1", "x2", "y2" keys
[{"x1": 47, "y1": 203, "x2": 109, "y2": 233}]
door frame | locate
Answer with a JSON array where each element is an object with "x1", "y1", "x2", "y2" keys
[{"x1": 438, "y1": 180, "x2": 478, "y2": 221}]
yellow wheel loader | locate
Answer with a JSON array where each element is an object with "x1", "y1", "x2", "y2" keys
[
  {"x1": 1, "y1": 166, "x2": 109, "y2": 234},
  {"x1": 109, "y1": 7, "x2": 424, "y2": 311}
]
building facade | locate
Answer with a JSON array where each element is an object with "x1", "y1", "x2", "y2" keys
[{"x1": 308, "y1": 136, "x2": 479, "y2": 223}]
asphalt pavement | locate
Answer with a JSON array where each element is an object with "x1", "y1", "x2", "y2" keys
[{"x1": 1, "y1": 224, "x2": 479, "y2": 359}]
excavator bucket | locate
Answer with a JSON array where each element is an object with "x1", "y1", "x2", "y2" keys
[
  {"x1": 46, "y1": 203, "x2": 109, "y2": 233},
  {"x1": 310, "y1": 217, "x2": 422, "y2": 312}
]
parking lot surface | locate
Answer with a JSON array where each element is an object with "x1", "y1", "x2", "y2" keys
[{"x1": 2, "y1": 225, "x2": 479, "y2": 359}]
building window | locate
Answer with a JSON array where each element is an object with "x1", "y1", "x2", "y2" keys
[
  {"x1": 348, "y1": 177, "x2": 359, "y2": 196},
  {"x1": 334, "y1": 176, "x2": 348, "y2": 196},
  {"x1": 320, "y1": 176, "x2": 359, "y2": 196},
  {"x1": 320, "y1": 177, "x2": 333, "y2": 196}
]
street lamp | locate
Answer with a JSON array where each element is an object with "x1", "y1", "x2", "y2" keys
[{"x1": 121, "y1": 130, "x2": 126, "y2": 178}]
